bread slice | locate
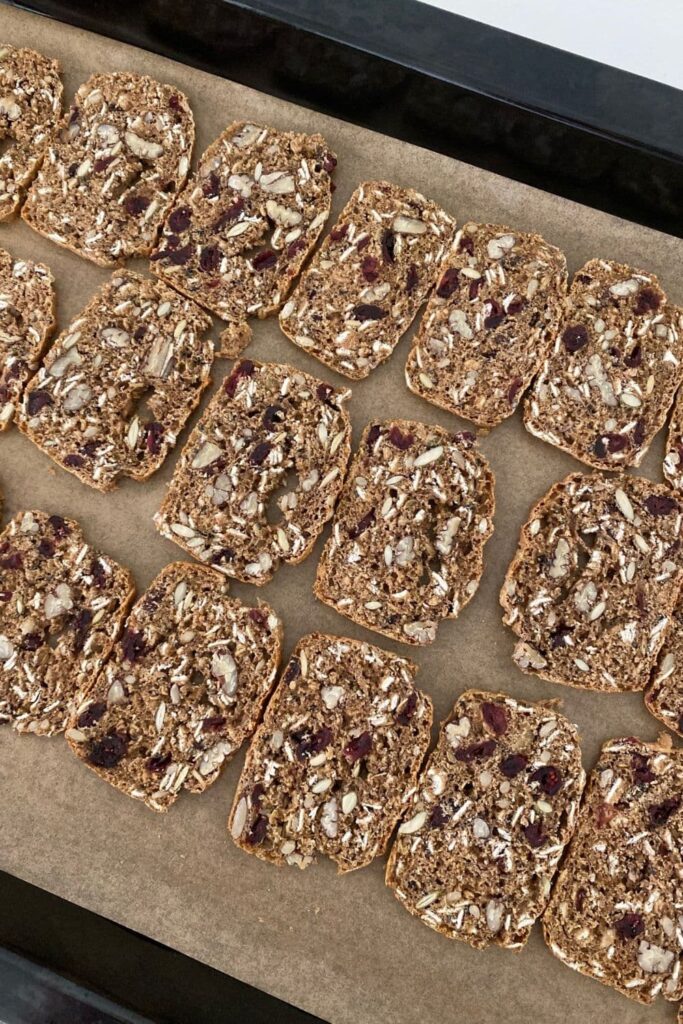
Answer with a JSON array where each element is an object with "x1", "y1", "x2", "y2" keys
[
  {"x1": 386, "y1": 689, "x2": 584, "y2": 949},
  {"x1": 22, "y1": 72, "x2": 193, "y2": 265},
  {"x1": 0, "y1": 246, "x2": 56, "y2": 430},
  {"x1": 154, "y1": 359, "x2": 351, "y2": 585},
  {"x1": 314, "y1": 419, "x2": 495, "y2": 645},
  {"x1": 525, "y1": 259, "x2": 683, "y2": 469},
  {"x1": 501, "y1": 473, "x2": 683, "y2": 692},
  {"x1": 645, "y1": 600, "x2": 683, "y2": 738},
  {"x1": 17, "y1": 270, "x2": 213, "y2": 492},
  {"x1": 66, "y1": 562, "x2": 282, "y2": 812},
  {"x1": 0, "y1": 509, "x2": 134, "y2": 735},
  {"x1": 150, "y1": 121, "x2": 335, "y2": 324},
  {"x1": 0, "y1": 45, "x2": 63, "y2": 221},
  {"x1": 228, "y1": 632, "x2": 432, "y2": 871},
  {"x1": 544, "y1": 735, "x2": 683, "y2": 1005},
  {"x1": 405, "y1": 223, "x2": 567, "y2": 428},
  {"x1": 279, "y1": 180, "x2": 455, "y2": 379}
]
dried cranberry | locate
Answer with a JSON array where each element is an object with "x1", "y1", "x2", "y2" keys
[
  {"x1": 248, "y1": 608, "x2": 267, "y2": 627},
  {"x1": 124, "y1": 195, "x2": 150, "y2": 216},
  {"x1": 202, "y1": 715, "x2": 227, "y2": 732},
  {"x1": 468, "y1": 278, "x2": 482, "y2": 300},
  {"x1": 21, "y1": 632, "x2": 43, "y2": 652},
  {"x1": 252, "y1": 249, "x2": 278, "y2": 272},
  {"x1": 145, "y1": 422, "x2": 164, "y2": 455},
  {"x1": 163, "y1": 181, "x2": 175, "y2": 193},
  {"x1": 168, "y1": 206, "x2": 191, "y2": 233},
  {"x1": 321, "y1": 151, "x2": 337, "y2": 174},
  {"x1": 550, "y1": 625, "x2": 572, "y2": 649},
  {"x1": 283, "y1": 658, "x2": 300, "y2": 684},
  {"x1": 77, "y1": 701, "x2": 107, "y2": 728},
  {"x1": 482, "y1": 702, "x2": 507, "y2": 736},
  {"x1": 349, "y1": 509, "x2": 375, "y2": 539},
  {"x1": 72, "y1": 608, "x2": 93, "y2": 652},
  {"x1": 286, "y1": 238, "x2": 306, "y2": 260},
  {"x1": 563, "y1": 324, "x2": 589, "y2": 352},
  {"x1": 388, "y1": 425, "x2": 414, "y2": 450},
  {"x1": 122, "y1": 629, "x2": 146, "y2": 663},
  {"x1": 396, "y1": 692, "x2": 417, "y2": 726},
  {"x1": 169, "y1": 94, "x2": 181, "y2": 110},
  {"x1": 0, "y1": 552, "x2": 22, "y2": 570},
  {"x1": 604, "y1": 433, "x2": 628, "y2": 453},
  {"x1": 147, "y1": 752, "x2": 172, "y2": 773},
  {"x1": 224, "y1": 360, "x2": 255, "y2": 397},
  {"x1": 250, "y1": 441, "x2": 271, "y2": 466},
  {"x1": 648, "y1": 797, "x2": 680, "y2": 827},
  {"x1": 381, "y1": 229, "x2": 395, "y2": 263},
  {"x1": 88, "y1": 733, "x2": 127, "y2": 768},
  {"x1": 530, "y1": 765, "x2": 563, "y2": 795},
  {"x1": 454, "y1": 740, "x2": 497, "y2": 763},
  {"x1": 436, "y1": 268, "x2": 459, "y2": 299},
  {"x1": 429, "y1": 804, "x2": 447, "y2": 828},
  {"x1": 344, "y1": 730, "x2": 372, "y2": 763},
  {"x1": 214, "y1": 198, "x2": 244, "y2": 229},
  {"x1": 94, "y1": 156, "x2": 115, "y2": 172},
  {"x1": 294, "y1": 725, "x2": 333, "y2": 760},
  {"x1": 262, "y1": 404, "x2": 284, "y2": 429},
  {"x1": 483, "y1": 299, "x2": 505, "y2": 330},
  {"x1": 246, "y1": 814, "x2": 268, "y2": 846},
  {"x1": 159, "y1": 243, "x2": 193, "y2": 266},
  {"x1": 523, "y1": 821, "x2": 546, "y2": 848},
  {"x1": 48, "y1": 515, "x2": 69, "y2": 538},
  {"x1": 356, "y1": 235, "x2": 370, "y2": 252},
  {"x1": 453, "y1": 431, "x2": 476, "y2": 447},
  {"x1": 507, "y1": 296, "x2": 526, "y2": 316},
  {"x1": 352, "y1": 304, "x2": 386, "y2": 321},
  {"x1": 26, "y1": 390, "x2": 53, "y2": 416},
  {"x1": 64, "y1": 454, "x2": 84, "y2": 468},
  {"x1": 633, "y1": 419, "x2": 646, "y2": 448},
  {"x1": 315, "y1": 383, "x2": 337, "y2": 408},
  {"x1": 90, "y1": 559, "x2": 107, "y2": 588},
  {"x1": 406, "y1": 264, "x2": 419, "y2": 294},
  {"x1": 366, "y1": 424, "x2": 381, "y2": 450},
  {"x1": 361, "y1": 256, "x2": 380, "y2": 282},
  {"x1": 0, "y1": 591, "x2": 12, "y2": 602},
  {"x1": 500, "y1": 754, "x2": 528, "y2": 778},
  {"x1": 595, "y1": 803, "x2": 617, "y2": 828},
  {"x1": 644, "y1": 495, "x2": 678, "y2": 516},
  {"x1": 330, "y1": 223, "x2": 348, "y2": 242},
  {"x1": 624, "y1": 344, "x2": 642, "y2": 368},
  {"x1": 593, "y1": 437, "x2": 607, "y2": 459},
  {"x1": 614, "y1": 913, "x2": 644, "y2": 940},
  {"x1": 202, "y1": 171, "x2": 221, "y2": 198},
  {"x1": 634, "y1": 286, "x2": 661, "y2": 315},
  {"x1": 632, "y1": 753, "x2": 656, "y2": 785},
  {"x1": 507, "y1": 377, "x2": 523, "y2": 406},
  {"x1": 459, "y1": 235, "x2": 474, "y2": 255},
  {"x1": 38, "y1": 539, "x2": 55, "y2": 558},
  {"x1": 199, "y1": 245, "x2": 222, "y2": 272},
  {"x1": 133, "y1": 326, "x2": 147, "y2": 343}
]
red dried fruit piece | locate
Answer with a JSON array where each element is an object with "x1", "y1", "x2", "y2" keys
[
  {"x1": 483, "y1": 299, "x2": 505, "y2": 330},
  {"x1": 429, "y1": 804, "x2": 447, "y2": 828},
  {"x1": 356, "y1": 235, "x2": 370, "y2": 252},
  {"x1": 349, "y1": 509, "x2": 375, "y2": 539},
  {"x1": 321, "y1": 152, "x2": 337, "y2": 174},
  {"x1": 481, "y1": 702, "x2": 508, "y2": 736},
  {"x1": 0, "y1": 591, "x2": 12, "y2": 601},
  {"x1": 344, "y1": 730, "x2": 372, "y2": 763},
  {"x1": 21, "y1": 633, "x2": 43, "y2": 651},
  {"x1": 330, "y1": 223, "x2": 348, "y2": 242},
  {"x1": 352, "y1": 304, "x2": 386, "y2": 321},
  {"x1": 436, "y1": 268, "x2": 459, "y2": 299},
  {"x1": 648, "y1": 796, "x2": 680, "y2": 827},
  {"x1": 202, "y1": 715, "x2": 227, "y2": 732},
  {"x1": 563, "y1": 324, "x2": 588, "y2": 352},
  {"x1": 283, "y1": 658, "x2": 300, "y2": 684},
  {"x1": 147, "y1": 752, "x2": 172, "y2": 772},
  {"x1": 250, "y1": 441, "x2": 271, "y2": 466},
  {"x1": 388, "y1": 425, "x2": 414, "y2": 450},
  {"x1": 315, "y1": 383, "x2": 338, "y2": 408},
  {"x1": 632, "y1": 419, "x2": 646, "y2": 448},
  {"x1": 0, "y1": 551, "x2": 21, "y2": 571},
  {"x1": 624, "y1": 344, "x2": 642, "y2": 368},
  {"x1": 614, "y1": 913, "x2": 645, "y2": 940},
  {"x1": 199, "y1": 245, "x2": 222, "y2": 272},
  {"x1": 90, "y1": 559, "x2": 107, "y2": 588},
  {"x1": 248, "y1": 607, "x2": 267, "y2": 627},
  {"x1": 522, "y1": 821, "x2": 546, "y2": 848},
  {"x1": 94, "y1": 156, "x2": 115, "y2": 173},
  {"x1": 38, "y1": 539, "x2": 55, "y2": 558},
  {"x1": 454, "y1": 739, "x2": 497, "y2": 762},
  {"x1": 124, "y1": 195, "x2": 150, "y2": 216},
  {"x1": 88, "y1": 733, "x2": 128, "y2": 768},
  {"x1": 507, "y1": 377, "x2": 523, "y2": 406},
  {"x1": 632, "y1": 753, "x2": 656, "y2": 785},
  {"x1": 157, "y1": 243, "x2": 193, "y2": 266},
  {"x1": 294, "y1": 725, "x2": 333, "y2": 760},
  {"x1": 453, "y1": 431, "x2": 476, "y2": 446},
  {"x1": 406, "y1": 264, "x2": 419, "y2": 294},
  {"x1": 361, "y1": 256, "x2": 380, "y2": 283},
  {"x1": 286, "y1": 238, "x2": 306, "y2": 260},
  {"x1": 168, "y1": 206, "x2": 191, "y2": 233},
  {"x1": 72, "y1": 608, "x2": 93, "y2": 653},
  {"x1": 214, "y1": 198, "x2": 245, "y2": 230},
  {"x1": 64, "y1": 454, "x2": 84, "y2": 468},
  {"x1": 145, "y1": 422, "x2": 164, "y2": 455},
  {"x1": 530, "y1": 764, "x2": 563, "y2": 795},
  {"x1": 459, "y1": 235, "x2": 474, "y2": 255},
  {"x1": 644, "y1": 495, "x2": 678, "y2": 516},
  {"x1": 168, "y1": 94, "x2": 181, "y2": 110},
  {"x1": 381, "y1": 229, "x2": 395, "y2": 263},
  {"x1": 366, "y1": 424, "x2": 381, "y2": 450},
  {"x1": 26, "y1": 390, "x2": 53, "y2": 416},
  {"x1": 133, "y1": 326, "x2": 147, "y2": 342},
  {"x1": 48, "y1": 515, "x2": 69, "y2": 538},
  {"x1": 202, "y1": 171, "x2": 221, "y2": 198},
  {"x1": 224, "y1": 359, "x2": 255, "y2": 397},
  {"x1": 634, "y1": 286, "x2": 661, "y2": 315},
  {"x1": 550, "y1": 625, "x2": 573, "y2": 648},
  {"x1": 593, "y1": 437, "x2": 607, "y2": 459},
  {"x1": 506, "y1": 296, "x2": 526, "y2": 316},
  {"x1": 262, "y1": 404, "x2": 284, "y2": 430},
  {"x1": 395, "y1": 692, "x2": 417, "y2": 726},
  {"x1": 77, "y1": 701, "x2": 107, "y2": 729},
  {"x1": 121, "y1": 629, "x2": 146, "y2": 663},
  {"x1": 500, "y1": 754, "x2": 528, "y2": 778},
  {"x1": 604, "y1": 433, "x2": 628, "y2": 453},
  {"x1": 247, "y1": 814, "x2": 268, "y2": 846},
  {"x1": 468, "y1": 278, "x2": 482, "y2": 300},
  {"x1": 252, "y1": 249, "x2": 278, "y2": 272}
]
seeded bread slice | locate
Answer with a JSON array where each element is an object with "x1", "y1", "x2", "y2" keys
[
  {"x1": 22, "y1": 72, "x2": 194, "y2": 266},
  {"x1": 645, "y1": 601, "x2": 683, "y2": 739},
  {"x1": 405, "y1": 223, "x2": 567, "y2": 429},
  {"x1": 524, "y1": 259, "x2": 683, "y2": 469},
  {"x1": 386, "y1": 690, "x2": 584, "y2": 949},
  {"x1": 155, "y1": 359, "x2": 351, "y2": 584},
  {"x1": 314, "y1": 420, "x2": 495, "y2": 645},
  {"x1": 501, "y1": 473, "x2": 683, "y2": 692},
  {"x1": 279, "y1": 180, "x2": 456, "y2": 379},
  {"x1": 150, "y1": 121, "x2": 336, "y2": 324},
  {"x1": 544, "y1": 735, "x2": 683, "y2": 1005},
  {"x1": 0, "y1": 45, "x2": 63, "y2": 221},
  {"x1": 229, "y1": 632, "x2": 432, "y2": 872},
  {"x1": 0, "y1": 509, "x2": 134, "y2": 736},
  {"x1": 66, "y1": 562, "x2": 282, "y2": 812},
  {"x1": 17, "y1": 270, "x2": 213, "y2": 492},
  {"x1": 0, "y1": 246, "x2": 56, "y2": 430}
]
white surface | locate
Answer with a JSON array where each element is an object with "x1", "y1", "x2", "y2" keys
[{"x1": 422, "y1": 0, "x2": 683, "y2": 89}]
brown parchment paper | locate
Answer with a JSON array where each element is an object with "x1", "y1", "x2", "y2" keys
[{"x1": 0, "y1": 7, "x2": 682, "y2": 1023}]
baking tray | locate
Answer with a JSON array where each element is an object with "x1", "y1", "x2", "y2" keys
[{"x1": 1, "y1": 6, "x2": 682, "y2": 1024}]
